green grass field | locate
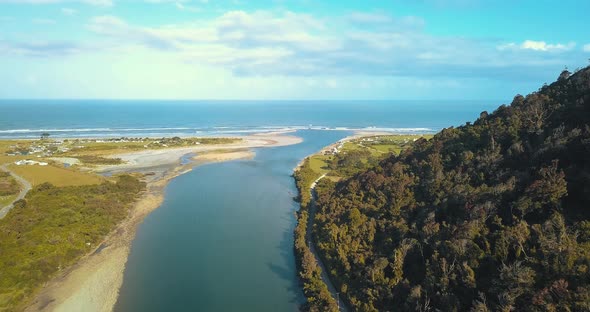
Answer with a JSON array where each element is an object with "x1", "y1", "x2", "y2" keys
[
  {"x1": 303, "y1": 134, "x2": 432, "y2": 182},
  {"x1": 8, "y1": 164, "x2": 104, "y2": 187},
  {"x1": 0, "y1": 172, "x2": 19, "y2": 196},
  {"x1": 308, "y1": 155, "x2": 332, "y2": 174},
  {"x1": 0, "y1": 194, "x2": 17, "y2": 207},
  {"x1": 371, "y1": 144, "x2": 401, "y2": 153}
]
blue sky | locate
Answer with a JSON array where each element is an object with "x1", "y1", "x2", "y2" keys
[{"x1": 0, "y1": 0, "x2": 588, "y2": 100}]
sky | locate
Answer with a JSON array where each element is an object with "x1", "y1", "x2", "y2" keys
[{"x1": 0, "y1": 0, "x2": 588, "y2": 100}]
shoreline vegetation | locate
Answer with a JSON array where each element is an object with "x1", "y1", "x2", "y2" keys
[
  {"x1": 293, "y1": 133, "x2": 431, "y2": 311},
  {"x1": 0, "y1": 132, "x2": 301, "y2": 312}
]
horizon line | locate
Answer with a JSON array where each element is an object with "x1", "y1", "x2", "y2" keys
[{"x1": 0, "y1": 98, "x2": 504, "y2": 102}]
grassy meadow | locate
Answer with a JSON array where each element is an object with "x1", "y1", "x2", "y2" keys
[
  {"x1": 7, "y1": 164, "x2": 103, "y2": 187},
  {"x1": 0, "y1": 175, "x2": 145, "y2": 311},
  {"x1": 302, "y1": 134, "x2": 432, "y2": 185}
]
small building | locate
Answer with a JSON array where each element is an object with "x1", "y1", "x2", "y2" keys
[{"x1": 14, "y1": 160, "x2": 49, "y2": 166}]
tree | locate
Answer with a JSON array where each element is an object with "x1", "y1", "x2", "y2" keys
[
  {"x1": 558, "y1": 69, "x2": 571, "y2": 81},
  {"x1": 521, "y1": 93, "x2": 552, "y2": 133}
]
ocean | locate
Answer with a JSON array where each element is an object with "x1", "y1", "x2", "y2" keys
[{"x1": 0, "y1": 100, "x2": 498, "y2": 138}]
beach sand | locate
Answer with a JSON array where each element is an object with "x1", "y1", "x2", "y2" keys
[
  {"x1": 193, "y1": 150, "x2": 255, "y2": 163},
  {"x1": 24, "y1": 133, "x2": 300, "y2": 312}
]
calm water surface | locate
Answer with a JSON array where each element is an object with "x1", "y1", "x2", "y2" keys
[{"x1": 114, "y1": 130, "x2": 350, "y2": 311}]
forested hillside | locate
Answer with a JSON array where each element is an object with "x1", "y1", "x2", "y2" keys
[{"x1": 314, "y1": 67, "x2": 590, "y2": 311}]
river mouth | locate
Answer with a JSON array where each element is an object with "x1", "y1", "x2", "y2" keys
[{"x1": 113, "y1": 130, "x2": 350, "y2": 312}]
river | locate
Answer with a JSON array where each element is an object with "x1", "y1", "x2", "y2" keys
[{"x1": 114, "y1": 130, "x2": 350, "y2": 311}]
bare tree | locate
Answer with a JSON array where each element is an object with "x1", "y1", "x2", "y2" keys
[{"x1": 522, "y1": 94, "x2": 552, "y2": 133}]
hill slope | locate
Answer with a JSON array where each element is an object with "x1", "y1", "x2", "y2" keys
[{"x1": 313, "y1": 67, "x2": 590, "y2": 311}]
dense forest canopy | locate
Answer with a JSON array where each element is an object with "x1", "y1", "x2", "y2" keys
[{"x1": 313, "y1": 66, "x2": 590, "y2": 311}]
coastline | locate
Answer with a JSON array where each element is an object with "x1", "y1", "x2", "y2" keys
[{"x1": 23, "y1": 133, "x2": 300, "y2": 312}]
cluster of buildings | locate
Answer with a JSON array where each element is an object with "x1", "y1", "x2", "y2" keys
[
  {"x1": 143, "y1": 138, "x2": 201, "y2": 148},
  {"x1": 14, "y1": 160, "x2": 48, "y2": 166},
  {"x1": 5, "y1": 141, "x2": 70, "y2": 157},
  {"x1": 69, "y1": 137, "x2": 199, "y2": 149},
  {"x1": 4, "y1": 137, "x2": 202, "y2": 159},
  {"x1": 324, "y1": 141, "x2": 345, "y2": 156}
]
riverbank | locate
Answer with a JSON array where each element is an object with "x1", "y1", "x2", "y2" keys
[
  {"x1": 307, "y1": 175, "x2": 349, "y2": 312},
  {"x1": 23, "y1": 133, "x2": 300, "y2": 312}
]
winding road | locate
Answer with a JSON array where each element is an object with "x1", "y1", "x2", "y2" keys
[
  {"x1": 0, "y1": 164, "x2": 32, "y2": 219},
  {"x1": 307, "y1": 174, "x2": 350, "y2": 312}
]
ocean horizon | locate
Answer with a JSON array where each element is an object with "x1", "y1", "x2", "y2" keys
[{"x1": 0, "y1": 100, "x2": 498, "y2": 139}]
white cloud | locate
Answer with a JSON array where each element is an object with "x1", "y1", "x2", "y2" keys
[
  {"x1": 348, "y1": 12, "x2": 393, "y2": 24},
  {"x1": 83, "y1": 0, "x2": 112, "y2": 6},
  {"x1": 175, "y1": 2, "x2": 201, "y2": 12},
  {"x1": 2, "y1": 9, "x2": 584, "y2": 83},
  {"x1": 80, "y1": 11, "x2": 585, "y2": 80},
  {"x1": 0, "y1": 39, "x2": 84, "y2": 57},
  {"x1": 61, "y1": 7, "x2": 77, "y2": 15},
  {"x1": 348, "y1": 12, "x2": 424, "y2": 31},
  {"x1": 87, "y1": 15, "x2": 209, "y2": 50},
  {"x1": 143, "y1": 0, "x2": 201, "y2": 11},
  {"x1": 89, "y1": 15, "x2": 127, "y2": 31},
  {"x1": 521, "y1": 40, "x2": 575, "y2": 51},
  {"x1": 584, "y1": 44, "x2": 590, "y2": 52},
  {"x1": 0, "y1": 0, "x2": 61, "y2": 3},
  {"x1": 498, "y1": 40, "x2": 575, "y2": 52},
  {"x1": 0, "y1": 0, "x2": 112, "y2": 5}
]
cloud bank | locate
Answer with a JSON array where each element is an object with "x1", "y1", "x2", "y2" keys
[
  {"x1": 39, "y1": 10, "x2": 576, "y2": 81},
  {"x1": 0, "y1": 3, "x2": 587, "y2": 99}
]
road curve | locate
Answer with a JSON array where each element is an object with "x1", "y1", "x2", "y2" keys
[
  {"x1": 0, "y1": 164, "x2": 32, "y2": 219},
  {"x1": 307, "y1": 174, "x2": 350, "y2": 312}
]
